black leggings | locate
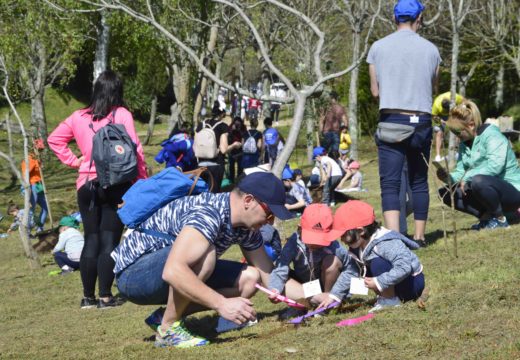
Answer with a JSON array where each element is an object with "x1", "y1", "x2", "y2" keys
[
  {"x1": 77, "y1": 182, "x2": 130, "y2": 298},
  {"x1": 438, "y1": 174, "x2": 520, "y2": 219}
]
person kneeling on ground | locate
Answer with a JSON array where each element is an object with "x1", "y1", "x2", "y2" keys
[
  {"x1": 268, "y1": 204, "x2": 357, "y2": 319},
  {"x1": 337, "y1": 161, "x2": 364, "y2": 193},
  {"x1": 111, "y1": 172, "x2": 293, "y2": 348},
  {"x1": 436, "y1": 100, "x2": 520, "y2": 230},
  {"x1": 282, "y1": 166, "x2": 312, "y2": 215},
  {"x1": 52, "y1": 216, "x2": 84, "y2": 274},
  {"x1": 313, "y1": 146, "x2": 343, "y2": 206},
  {"x1": 333, "y1": 200, "x2": 425, "y2": 313}
]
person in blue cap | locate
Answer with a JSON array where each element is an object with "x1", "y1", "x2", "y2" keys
[
  {"x1": 282, "y1": 165, "x2": 312, "y2": 215},
  {"x1": 367, "y1": 0, "x2": 441, "y2": 247},
  {"x1": 111, "y1": 172, "x2": 293, "y2": 348}
]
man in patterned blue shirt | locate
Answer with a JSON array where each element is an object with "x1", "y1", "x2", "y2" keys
[{"x1": 112, "y1": 172, "x2": 293, "y2": 348}]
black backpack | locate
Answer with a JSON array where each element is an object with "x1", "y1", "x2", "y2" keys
[{"x1": 89, "y1": 109, "x2": 138, "y2": 189}]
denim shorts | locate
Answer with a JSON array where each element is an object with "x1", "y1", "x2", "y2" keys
[{"x1": 116, "y1": 245, "x2": 246, "y2": 305}]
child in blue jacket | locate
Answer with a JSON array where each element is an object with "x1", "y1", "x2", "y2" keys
[
  {"x1": 333, "y1": 200, "x2": 425, "y2": 312},
  {"x1": 269, "y1": 204, "x2": 358, "y2": 314}
]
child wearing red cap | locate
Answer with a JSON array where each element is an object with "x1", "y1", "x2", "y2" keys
[
  {"x1": 333, "y1": 200, "x2": 424, "y2": 312},
  {"x1": 268, "y1": 204, "x2": 358, "y2": 317}
]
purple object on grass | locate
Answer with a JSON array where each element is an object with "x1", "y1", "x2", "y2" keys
[{"x1": 288, "y1": 301, "x2": 341, "y2": 324}]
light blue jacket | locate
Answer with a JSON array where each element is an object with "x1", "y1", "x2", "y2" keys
[
  {"x1": 450, "y1": 124, "x2": 520, "y2": 191},
  {"x1": 269, "y1": 232, "x2": 359, "y2": 300},
  {"x1": 353, "y1": 229, "x2": 422, "y2": 291}
]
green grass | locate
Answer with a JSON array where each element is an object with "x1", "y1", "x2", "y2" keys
[{"x1": 1, "y1": 93, "x2": 520, "y2": 359}]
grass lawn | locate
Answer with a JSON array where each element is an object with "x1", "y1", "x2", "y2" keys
[{"x1": 1, "y1": 91, "x2": 520, "y2": 359}]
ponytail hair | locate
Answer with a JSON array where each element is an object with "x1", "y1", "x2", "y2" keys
[{"x1": 446, "y1": 100, "x2": 482, "y2": 133}]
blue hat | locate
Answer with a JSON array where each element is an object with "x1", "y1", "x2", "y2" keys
[
  {"x1": 293, "y1": 169, "x2": 302, "y2": 176},
  {"x1": 282, "y1": 166, "x2": 293, "y2": 180},
  {"x1": 394, "y1": 0, "x2": 424, "y2": 22},
  {"x1": 313, "y1": 146, "x2": 325, "y2": 159},
  {"x1": 238, "y1": 172, "x2": 294, "y2": 220}
]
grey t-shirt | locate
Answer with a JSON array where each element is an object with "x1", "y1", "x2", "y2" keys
[{"x1": 367, "y1": 29, "x2": 441, "y2": 114}]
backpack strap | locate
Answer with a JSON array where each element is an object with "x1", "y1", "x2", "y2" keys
[
  {"x1": 184, "y1": 166, "x2": 215, "y2": 193},
  {"x1": 211, "y1": 120, "x2": 223, "y2": 130}
]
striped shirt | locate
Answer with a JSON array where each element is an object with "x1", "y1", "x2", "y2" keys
[{"x1": 111, "y1": 192, "x2": 263, "y2": 274}]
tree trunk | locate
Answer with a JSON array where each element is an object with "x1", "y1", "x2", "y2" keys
[
  {"x1": 348, "y1": 30, "x2": 361, "y2": 160},
  {"x1": 31, "y1": 90, "x2": 47, "y2": 140},
  {"x1": 211, "y1": 60, "x2": 222, "y2": 105},
  {"x1": 168, "y1": 103, "x2": 181, "y2": 135},
  {"x1": 93, "y1": 10, "x2": 110, "y2": 82},
  {"x1": 273, "y1": 94, "x2": 306, "y2": 176},
  {"x1": 448, "y1": 30, "x2": 460, "y2": 167},
  {"x1": 144, "y1": 95, "x2": 158, "y2": 145},
  {"x1": 306, "y1": 99, "x2": 315, "y2": 164},
  {"x1": 172, "y1": 63, "x2": 191, "y2": 127},
  {"x1": 193, "y1": 23, "x2": 219, "y2": 125},
  {"x1": 495, "y1": 62, "x2": 504, "y2": 111}
]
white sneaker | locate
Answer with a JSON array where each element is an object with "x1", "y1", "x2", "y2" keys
[
  {"x1": 434, "y1": 155, "x2": 444, "y2": 162},
  {"x1": 329, "y1": 202, "x2": 336, "y2": 207},
  {"x1": 369, "y1": 296, "x2": 401, "y2": 313}
]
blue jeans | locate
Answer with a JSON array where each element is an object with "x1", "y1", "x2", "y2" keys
[
  {"x1": 376, "y1": 114, "x2": 432, "y2": 220},
  {"x1": 116, "y1": 246, "x2": 246, "y2": 305},
  {"x1": 368, "y1": 256, "x2": 424, "y2": 302},
  {"x1": 54, "y1": 252, "x2": 80, "y2": 270},
  {"x1": 323, "y1": 132, "x2": 340, "y2": 157},
  {"x1": 322, "y1": 175, "x2": 342, "y2": 205},
  {"x1": 30, "y1": 183, "x2": 48, "y2": 229}
]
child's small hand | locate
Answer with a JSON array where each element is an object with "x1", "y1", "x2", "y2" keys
[
  {"x1": 364, "y1": 277, "x2": 378, "y2": 291},
  {"x1": 313, "y1": 293, "x2": 335, "y2": 310},
  {"x1": 268, "y1": 289, "x2": 282, "y2": 304}
]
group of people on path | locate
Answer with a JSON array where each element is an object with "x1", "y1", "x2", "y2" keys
[{"x1": 31, "y1": 0, "x2": 520, "y2": 350}]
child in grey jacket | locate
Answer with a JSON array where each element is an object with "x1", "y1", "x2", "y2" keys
[
  {"x1": 268, "y1": 204, "x2": 358, "y2": 312},
  {"x1": 333, "y1": 200, "x2": 425, "y2": 312}
]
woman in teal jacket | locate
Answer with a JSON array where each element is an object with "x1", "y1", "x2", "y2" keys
[{"x1": 437, "y1": 100, "x2": 520, "y2": 230}]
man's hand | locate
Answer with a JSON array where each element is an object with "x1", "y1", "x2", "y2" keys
[
  {"x1": 216, "y1": 297, "x2": 256, "y2": 325},
  {"x1": 364, "y1": 277, "x2": 379, "y2": 291}
]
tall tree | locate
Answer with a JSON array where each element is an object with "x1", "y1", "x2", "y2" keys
[{"x1": 0, "y1": 0, "x2": 85, "y2": 140}]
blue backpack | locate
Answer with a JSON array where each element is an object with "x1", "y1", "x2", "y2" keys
[
  {"x1": 154, "y1": 133, "x2": 197, "y2": 171},
  {"x1": 117, "y1": 167, "x2": 210, "y2": 229}
]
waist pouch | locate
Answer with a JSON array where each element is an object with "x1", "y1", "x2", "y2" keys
[{"x1": 376, "y1": 122, "x2": 415, "y2": 143}]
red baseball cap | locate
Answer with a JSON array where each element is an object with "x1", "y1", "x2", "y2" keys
[
  {"x1": 333, "y1": 200, "x2": 376, "y2": 233},
  {"x1": 301, "y1": 204, "x2": 344, "y2": 246}
]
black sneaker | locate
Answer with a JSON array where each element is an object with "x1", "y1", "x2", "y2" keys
[
  {"x1": 414, "y1": 239, "x2": 427, "y2": 248},
  {"x1": 80, "y1": 297, "x2": 98, "y2": 309},
  {"x1": 97, "y1": 297, "x2": 125, "y2": 309}
]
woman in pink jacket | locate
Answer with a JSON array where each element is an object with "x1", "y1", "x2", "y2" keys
[{"x1": 48, "y1": 70, "x2": 147, "y2": 309}]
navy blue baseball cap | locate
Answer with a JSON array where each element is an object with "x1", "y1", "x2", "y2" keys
[
  {"x1": 238, "y1": 172, "x2": 294, "y2": 220},
  {"x1": 394, "y1": 0, "x2": 424, "y2": 22}
]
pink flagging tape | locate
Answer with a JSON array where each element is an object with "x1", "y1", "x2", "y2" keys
[
  {"x1": 254, "y1": 283, "x2": 306, "y2": 309},
  {"x1": 336, "y1": 313, "x2": 375, "y2": 327}
]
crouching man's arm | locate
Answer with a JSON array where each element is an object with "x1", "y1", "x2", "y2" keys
[{"x1": 162, "y1": 226, "x2": 256, "y2": 325}]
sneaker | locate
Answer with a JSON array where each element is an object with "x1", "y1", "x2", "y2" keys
[
  {"x1": 145, "y1": 307, "x2": 165, "y2": 332},
  {"x1": 481, "y1": 217, "x2": 510, "y2": 230},
  {"x1": 329, "y1": 202, "x2": 336, "y2": 207},
  {"x1": 215, "y1": 316, "x2": 258, "y2": 333},
  {"x1": 80, "y1": 297, "x2": 98, "y2": 309},
  {"x1": 278, "y1": 307, "x2": 307, "y2": 321},
  {"x1": 470, "y1": 220, "x2": 488, "y2": 231},
  {"x1": 413, "y1": 239, "x2": 427, "y2": 248},
  {"x1": 97, "y1": 297, "x2": 125, "y2": 309},
  {"x1": 59, "y1": 268, "x2": 74, "y2": 276},
  {"x1": 434, "y1": 155, "x2": 444, "y2": 162},
  {"x1": 369, "y1": 296, "x2": 401, "y2": 313},
  {"x1": 154, "y1": 321, "x2": 209, "y2": 348}
]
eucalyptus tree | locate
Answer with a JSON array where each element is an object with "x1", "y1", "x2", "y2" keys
[{"x1": 0, "y1": 0, "x2": 86, "y2": 140}]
